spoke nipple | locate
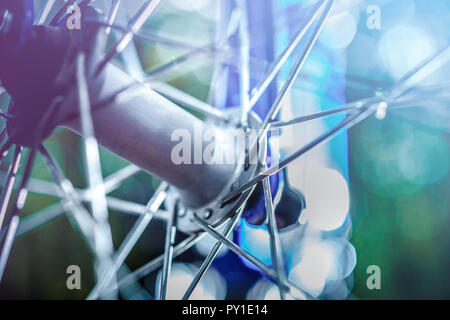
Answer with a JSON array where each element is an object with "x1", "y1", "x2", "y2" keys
[
  {"x1": 231, "y1": 182, "x2": 240, "y2": 190},
  {"x1": 204, "y1": 209, "x2": 213, "y2": 219},
  {"x1": 375, "y1": 101, "x2": 388, "y2": 120}
]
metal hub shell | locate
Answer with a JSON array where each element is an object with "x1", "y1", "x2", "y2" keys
[{"x1": 166, "y1": 108, "x2": 267, "y2": 234}]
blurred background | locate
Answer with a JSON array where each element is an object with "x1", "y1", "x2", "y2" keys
[{"x1": 0, "y1": 0, "x2": 449, "y2": 299}]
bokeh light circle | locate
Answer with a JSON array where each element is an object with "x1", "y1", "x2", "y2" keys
[{"x1": 289, "y1": 165, "x2": 350, "y2": 231}]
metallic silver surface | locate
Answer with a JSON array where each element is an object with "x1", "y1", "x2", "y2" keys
[
  {"x1": 164, "y1": 108, "x2": 266, "y2": 234},
  {"x1": 65, "y1": 64, "x2": 239, "y2": 209}
]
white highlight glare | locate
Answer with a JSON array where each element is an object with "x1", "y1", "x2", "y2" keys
[
  {"x1": 168, "y1": 0, "x2": 212, "y2": 12},
  {"x1": 375, "y1": 101, "x2": 388, "y2": 120},
  {"x1": 246, "y1": 278, "x2": 298, "y2": 300},
  {"x1": 288, "y1": 240, "x2": 334, "y2": 297},
  {"x1": 264, "y1": 284, "x2": 297, "y2": 300},
  {"x1": 239, "y1": 221, "x2": 272, "y2": 267},
  {"x1": 291, "y1": 166, "x2": 350, "y2": 231},
  {"x1": 288, "y1": 238, "x2": 356, "y2": 298},
  {"x1": 195, "y1": 222, "x2": 229, "y2": 258},
  {"x1": 319, "y1": 11, "x2": 357, "y2": 49},
  {"x1": 378, "y1": 25, "x2": 436, "y2": 80},
  {"x1": 155, "y1": 263, "x2": 226, "y2": 300}
]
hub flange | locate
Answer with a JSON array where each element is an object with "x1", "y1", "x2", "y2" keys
[{"x1": 166, "y1": 108, "x2": 267, "y2": 234}]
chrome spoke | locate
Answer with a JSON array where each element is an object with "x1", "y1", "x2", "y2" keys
[
  {"x1": 263, "y1": 173, "x2": 286, "y2": 300},
  {"x1": 271, "y1": 79, "x2": 450, "y2": 130},
  {"x1": 0, "y1": 129, "x2": 7, "y2": 145},
  {"x1": 388, "y1": 46, "x2": 450, "y2": 100},
  {"x1": 86, "y1": 20, "x2": 208, "y2": 52},
  {"x1": 39, "y1": 145, "x2": 96, "y2": 248},
  {"x1": 94, "y1": 0, "x2": 161, "y2": 77},
  {"x1": 192, "y1": 214, "x2": 314, "y2": 299},
  {"x1": 116, "y1": 263, "x2": 151, "y2": 299},
  {"x1": 19, "y1": 166, "x2": 139, "y2": 201},
  {"x1": 192, "y1": 214, "x2": 274, "y2": 280},
  {"x1": 7, "y1": 194, "x2": 163, "y2": 238},
  {"x1": 105, "y1": 0, "x2": 121, "y2": 36},
  {"x1": 10, "y1": 148, "x2": 37, "y2": 218},
  {"x1": 88, "y1": 182, "x2": 168, "y2": 300},
  {"x1": 400, "y1": 81, "x2": 450, "y2": 98},
  {"x1": 107, "y1": 233, "x2": 206, "y2": 297},
  {"x1": 140, "y1": 12, "x2": 239, "y2": 81},
  {"x1": 208, "y1": 6, "x2": 241, "y2": 106},
  {"x1": 182, "y1": 206, "x2": 245, "y2": 300},
  {"x1": 222, "y1": 105, "x2": 375, "y2": 203},
  {"x1": 237, "y1": 0, "x2": 251, "y2": 127},
  {"x1": 0, "y1": 166, "x2": 153, "y2": 237},
  {"x1": 103, "y1": 165, "x2": 141, "y2": 193},
  {"x1": 257, "y1": 0, "x2": 334, "y2": 143},
  {"x1": 0, "y1": 146, "x2": 22, "y2": 232},
  {"x1": 111, "y1": 185, "x2": 166, "y2": 265},
  {"x1": 105, "y1": 197, "x2": 168, "y2": 219},
  {"x1": 148, "y1": 81, "x2": 229, "y2": 121},
  {"x1": 136, "y1": 31, "x2": 206, "y2": 51},
  {"x1": 38, "y1": 0, "x2": 57, "y2": 25},
  {"x1": 158, "y1": 202, "x2": 178, "y2": 300},
  {"x1": 143, "y1": 45, "x2": 251, "y2": 81},
  {"x1": 249, "y1": 0, "x2": 329, "y2": 110},
  {"x1": 77, "y1": 54, "x2": 117, "y2": 299},
  {"x1": 0, "y1": 140, "x2": 13, "y2": 164},
  {"x1": 0, "y1": 147, "x2": 37, "y2": 283},
  {"x1": 145, "y1": 48, "x2": 211, "y2": 79},
  {"x1": 0, "y1": 215, "x2": 19, "y2": 282},
  {"x1": 142, "y1": 7, "x2": 238, "y2": 81},
  {"x1": 6, "y1": 0, "x2": 448, "y2": 302},
  {"x1": 270, "y1": 97, "x2": 377, "y2": 129},
  {"x1": 16, "y1": 202, "x2": 64, "y2": 237},
  {"x1": 49, "y1": 0, "x2": 77, "y2": 26}
]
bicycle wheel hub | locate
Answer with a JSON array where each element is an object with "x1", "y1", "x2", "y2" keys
[{"x1": 165, "y1": 108, "x2": 267, "y2": 234}]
